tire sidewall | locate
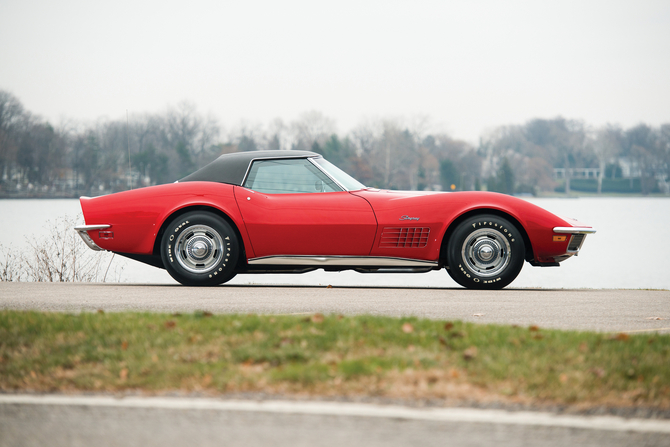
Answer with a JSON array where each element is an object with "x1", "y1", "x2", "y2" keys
[
  {"x1": 161, "y1": 212, "x2": 238, "y2": 286},
  {"x1": 447, "y1": 215, "x2": 525, "y2": 289}
]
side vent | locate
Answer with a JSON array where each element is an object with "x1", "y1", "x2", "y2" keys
[{"x1": 380, "y1": 227, "x2": 430, "y2": 248}]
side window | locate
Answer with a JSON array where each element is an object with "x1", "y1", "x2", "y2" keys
[{"x1": 243, "y1": 159, "x2": 341, "y2": 194}]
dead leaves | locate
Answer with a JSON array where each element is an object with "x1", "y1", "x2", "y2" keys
[
  {"x1": 527, "y1": 325, "x2": 544, "y2": 340},
  {"x1": 437, "y1": 321, "x2": 467, "y2": 351},
  {"x1": 463, "y1": 346, "x2": 478, "y2": 360},
  {"x1": 301, "y1": 313, "x2": 325, "y2": 324},
  {"x1": 201, "y1": 374, "x2": 213, "y2": 387},
  {"x1": 609, "y1": 332, "x2": 630, "y2": 341},
  {"x1": 589, "y1": 367, "x2": 606, "y2": 378}
]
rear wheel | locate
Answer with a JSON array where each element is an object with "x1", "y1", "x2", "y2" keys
[
  {"x1": 160, "y1": 211, "x2": 238, "y2": 286},
  {"x1": 447, "y1": 214, "x2": 525, "y2": 289}
]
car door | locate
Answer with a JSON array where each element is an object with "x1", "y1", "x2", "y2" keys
[{"x1": 234, "y1": 158, "x2": 377, "y2": 258}]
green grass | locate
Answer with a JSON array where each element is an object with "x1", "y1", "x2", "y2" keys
[{"x1": 1, "y1": 311, "x2": 669, "y2": 408}]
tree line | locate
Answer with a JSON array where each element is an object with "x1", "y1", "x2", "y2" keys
[{"x1": 1, "y1": 89, "x2": 668, "y2": 197}]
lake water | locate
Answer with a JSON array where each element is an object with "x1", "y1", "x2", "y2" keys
[{"x1": 0, "y1": 197, "x2": 668, "y2": 290}]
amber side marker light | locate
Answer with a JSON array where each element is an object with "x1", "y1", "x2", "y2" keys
[{"x1": 553, "y1": 235, "x2": 567, "y2": 242}]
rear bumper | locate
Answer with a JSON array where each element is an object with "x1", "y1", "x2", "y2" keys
[{"x1": 74, "y1": 224, "x2": 110, "y2": 251}]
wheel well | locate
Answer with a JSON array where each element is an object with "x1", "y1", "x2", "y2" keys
[
  {"x1": 439, "y1": 208, "x2": 534, "y2": 264},
  {"x1": 152, "y1": 205, "x2": 248, "y2": 268}
]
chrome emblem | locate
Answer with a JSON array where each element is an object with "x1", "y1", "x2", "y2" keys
[{"x1": 400, "y1": 215, "x2": 420, "y2": 221}]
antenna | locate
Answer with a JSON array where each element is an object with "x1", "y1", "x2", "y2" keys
[{"x1": 127, "y1": 109, "x2": 132, "y2": 190}]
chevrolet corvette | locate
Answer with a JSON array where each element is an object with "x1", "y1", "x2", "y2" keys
[{"x1": 75, "y1": 150, "x2": 595, "y2": 289}]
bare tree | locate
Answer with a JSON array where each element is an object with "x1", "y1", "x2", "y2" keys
[
  {"x1": 592, "y1": 125, "x2": 623, "y2": 194},
  {"x1": 229, "y1": 120, "x2": 264, "y2": 152},
  {"x1": 0, "y1": 90, "x2": 26, "y2": 188},
  {"x1": 290, "y1": 110, "x2": 337, "y2": 151},
  {"x1": 522, "y1": 117, "x2": 591, "y2": 194},
  {"x1": 267, "y1": 118, "x2": 291, "y2": 151}
]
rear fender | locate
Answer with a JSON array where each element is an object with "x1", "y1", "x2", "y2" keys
[
  {"x1": 152, "y1": 204, "x2": 252, "y2": 267},
  {"x1": 79, "y1": 182, "x2": 254, "y2": 259}
]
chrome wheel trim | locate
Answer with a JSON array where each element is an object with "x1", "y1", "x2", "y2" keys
[
  {"x1": 461, "y1": 228, "x2": 511, "y2": 278},
  {"x1": 174, "y1": 224, "x2": 224, "y2": 274}
]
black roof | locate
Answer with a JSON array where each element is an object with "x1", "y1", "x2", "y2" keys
[{"x1": 179, "y1": 150, "x2": 319, "y2": 185}]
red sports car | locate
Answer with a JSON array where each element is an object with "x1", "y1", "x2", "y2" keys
[{"x1": 75, "y1": 150, "x2": 595, "y2": 289}]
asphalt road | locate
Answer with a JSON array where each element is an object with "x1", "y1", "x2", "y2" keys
[
  {"x1": 2, "y1": 395, "x2": 670, "y2": 447},
  {"x1": 1, "y1": 282, "x2": 669, "y2": 333}
]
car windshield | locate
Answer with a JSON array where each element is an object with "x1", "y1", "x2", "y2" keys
[{"x1": 312, "y1": 158, "x2": 366, "y2": 191}]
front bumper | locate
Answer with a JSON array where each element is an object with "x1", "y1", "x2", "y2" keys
[{"x1": 552, "y1": 226, "x2": 597, "y2": 261}]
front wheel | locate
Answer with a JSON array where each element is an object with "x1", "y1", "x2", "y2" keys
[
  {"x1": 160, "y1": 211, "x2": 239, "y2": 286},
  {"x1": 446, "y1": 215, "x2": 525, "y2": 289}
]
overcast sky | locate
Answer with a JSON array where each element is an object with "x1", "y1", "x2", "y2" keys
[{"x1": 1, "y1": 0, "x2": 669, "y2": 143}]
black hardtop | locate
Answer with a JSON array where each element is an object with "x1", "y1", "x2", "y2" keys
[{"x1": 179, "y1": 150, "x2": 319, "y2": 185}]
